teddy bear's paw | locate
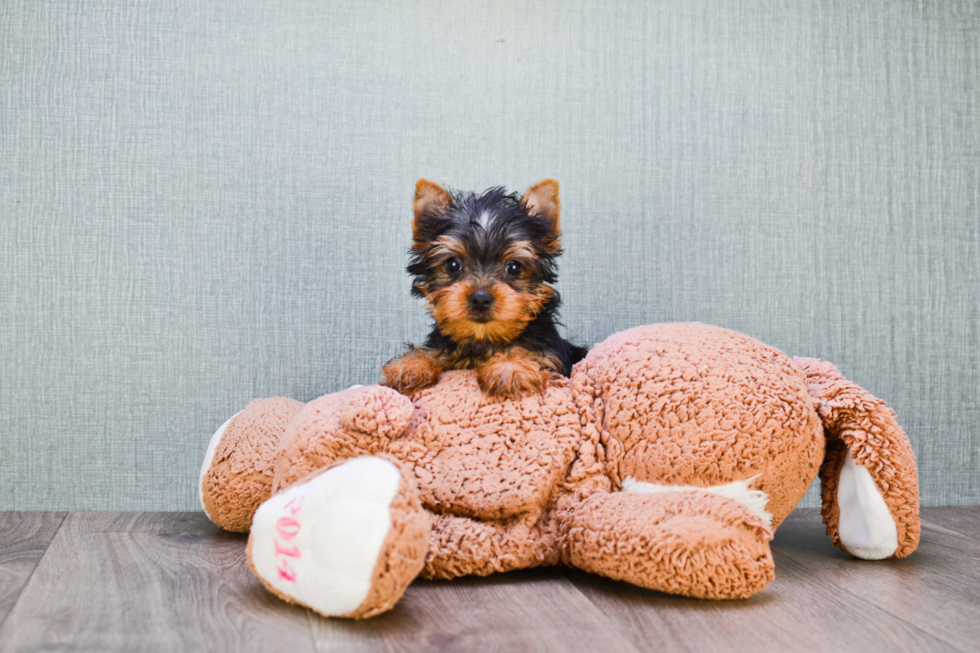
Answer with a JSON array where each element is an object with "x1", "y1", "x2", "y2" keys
[
  {"x1": 476, "y1": 354, "x2": 549, "y2": 400},
  {"x1": 341, "y1": 385, "x2": 415, "y2": 440},
  {"x1": 247, "y1": 456, "x2": 430, "y2": 619}
]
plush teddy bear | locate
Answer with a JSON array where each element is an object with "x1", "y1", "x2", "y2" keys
[{"x1": 200, "y1": 323, "x2": 919, "y2": 619}]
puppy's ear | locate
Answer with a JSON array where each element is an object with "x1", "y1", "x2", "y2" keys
[
  {"x1": 521, "y1": 179, "x2": 561, "y2": 234},
  {"x1": 413, "y1": 179, "x2": 453, "y2": 240}
]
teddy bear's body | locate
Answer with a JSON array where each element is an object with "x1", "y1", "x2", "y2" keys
[{"x1": 201, "y1": 323, "x2": 919, "y2": 619}]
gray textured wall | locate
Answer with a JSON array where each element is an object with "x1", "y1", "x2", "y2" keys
[{"x1": 1, "y1": 0, "x2": 977, "y2": 511}]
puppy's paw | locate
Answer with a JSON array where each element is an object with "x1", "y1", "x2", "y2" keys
[
  {"x1": 382, "y1": 350, "x2": 442, "y2": 395},
  {"x1": 477, "y1": 353, "x2": 549, "y2": 400}
]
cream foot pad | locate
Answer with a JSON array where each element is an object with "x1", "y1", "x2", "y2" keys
[
  {"x1": 836, "y1": 450, "x2": 899, "y2": 560},
  {"x1": 247, "y1": 456, "x2": 430, "y2": 619}
]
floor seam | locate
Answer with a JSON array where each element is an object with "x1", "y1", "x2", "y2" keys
[
  {"x1": 0, "y1": 511, "x2": 70, "y2": 635},
  {"x1": 304, "y1": 608, "x2": 320, "y2": 653}
]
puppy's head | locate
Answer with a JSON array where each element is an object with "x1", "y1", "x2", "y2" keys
[{"x1": 408, "y1": 179, "x2": 562, "y2": 345}]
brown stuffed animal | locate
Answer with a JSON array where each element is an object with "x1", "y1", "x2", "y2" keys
[{"x1": 200, "y1": 323, "x2": 919, "y2": 619}]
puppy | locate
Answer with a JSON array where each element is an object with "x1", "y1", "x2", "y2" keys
[{"x1": 382, "y1": 179, "x2": 587, "y2": 400}]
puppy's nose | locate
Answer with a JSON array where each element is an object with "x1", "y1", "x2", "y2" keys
[{"x1": 468, "y1": 289, "x2": 494, "y2": 311}]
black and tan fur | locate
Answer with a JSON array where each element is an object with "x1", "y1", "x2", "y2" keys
[{"x1": 382, "y1": 179, "x2": 587, "y2": 400}]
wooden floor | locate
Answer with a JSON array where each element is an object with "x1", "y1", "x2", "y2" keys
[{"x1": 0, "y1": 508, "x2": 977, "y2": 652}]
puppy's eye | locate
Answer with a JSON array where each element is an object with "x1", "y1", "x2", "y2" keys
[
  {"x1": 445, "y1": 257, "x2": 462, "y2": 274},
  {"x1": 505, "y1": 260, "x2": 523, "y2": 276}
]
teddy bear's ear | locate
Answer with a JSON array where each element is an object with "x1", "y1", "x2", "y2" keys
[
  {"x1": 521, "y1": 179, "x2": 561, "y2": 234},
  {"x1": 413, "y1": 179, "x2": 453, "y2": 242}
]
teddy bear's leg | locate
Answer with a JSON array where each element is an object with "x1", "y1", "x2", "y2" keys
[
  {"x1": 563, "y1": 489, "x2": 775, "y2": 599},
  {"x1": 793, "y1": 357, "x2": 920, "y2": 560},
  {"x1": 247, "y1": 455, "x2": 431, "y2": 620}
]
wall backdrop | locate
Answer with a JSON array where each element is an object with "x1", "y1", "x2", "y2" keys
[{"x1": 2, "y1": 0, "x2": 977, "y2": 510}]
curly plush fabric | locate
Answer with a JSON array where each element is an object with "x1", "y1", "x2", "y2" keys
[
  {"x1": 793, "y1": 357, "x2": 920, "y2": 558},
  {"x1": 271, "y1": 387, "x2": 415, "y2": 493},
  {"x1": 201, "y1": 323, "x2": 921, "y2": 617},
  {"x1": 565, "y1": 490, "x2": 775, "y2": 599},
  {"x1": 576, "y1": 324, "x2": 825, "y2": 527},
  {"x1": 201, "y1": 397, "x2": 304, "y2": 532},
  {"x1": 273, "y1": 373, "x2": 584, "y2": 579}
]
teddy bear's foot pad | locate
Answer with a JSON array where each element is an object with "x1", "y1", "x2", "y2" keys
[{"x1": 247, "y1": 456, "x2": 430, "y2": 619}]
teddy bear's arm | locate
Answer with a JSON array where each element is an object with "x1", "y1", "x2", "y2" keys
[{"x1": 271, "y1": 385, "x2": 417, "y2": 493}]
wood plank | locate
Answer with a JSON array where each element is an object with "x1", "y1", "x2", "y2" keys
[
  {"x1": 0, "y1": 512, "x2": 315, "y2": 653},
  {"x1": 564, "y1": 549, "x2": 952, "y2": 653},
  {"x1": 2, "y1": 509, "x2": 976, "y2": 652},
  {"x1": 0, "y1": 512, "x2": 66, "y2": 624},
  {"x1": 309, "y1": 568, "x2": 640, "y2": 653},
  {"x1": 921, "y1": 506, "x2": 980, "y2": 539},
  {"x1": 771, "y1": 508, "x2": 980, "y2": 653}
]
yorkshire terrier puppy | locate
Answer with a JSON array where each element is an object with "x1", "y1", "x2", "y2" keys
[{"x1": 382, "y1": 179, "x2": 587, "y2": 400}]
